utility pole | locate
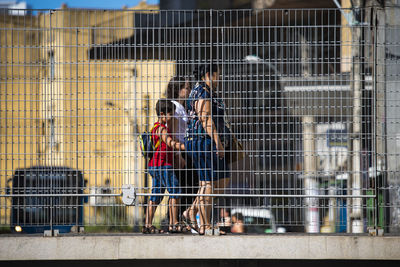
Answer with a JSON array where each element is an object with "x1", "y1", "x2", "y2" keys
[{"x1": 350, "y1": 0, "x2": 364, "y2": 233}]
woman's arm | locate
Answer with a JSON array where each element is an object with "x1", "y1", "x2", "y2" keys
[
  {"x1": 158, "y1": 127, "x2": 185, "y2": 151},
  {"x1": 195, "y1": 99, "x2": 224, "y2": 158}
]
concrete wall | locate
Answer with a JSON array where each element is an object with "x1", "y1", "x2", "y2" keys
[{"x1": 1, "y1": 235, "x2": 400, "y2": 260}]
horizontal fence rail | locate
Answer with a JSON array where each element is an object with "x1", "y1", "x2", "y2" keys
[
  {"x1": 0, "y1": 193, "x2": 377, "y2": 198},
  {"x1": 0, "y1": 6, "x2": 399, "y2": 236}
]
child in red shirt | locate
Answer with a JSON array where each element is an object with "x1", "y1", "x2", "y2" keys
[{"x1": 143, "y1": 99, "x2": 186, "y2": 234}]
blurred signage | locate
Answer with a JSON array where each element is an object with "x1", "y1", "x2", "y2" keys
[
  {"x1": 316, "y1": 123, "x2": 349, "y2": 176},
  {"x1": 327, "y1": 128, "x2": 348, "y2": 147}
]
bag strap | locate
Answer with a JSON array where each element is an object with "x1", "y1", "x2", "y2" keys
[{"x1": 150, "y1": 123, "x2": 163, "y2": 150}]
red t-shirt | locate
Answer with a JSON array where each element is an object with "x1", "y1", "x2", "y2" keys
[{"x1": 148, "y1": 122, "x2": 174, "y2": 167}]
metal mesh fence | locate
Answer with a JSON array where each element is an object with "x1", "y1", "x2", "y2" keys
[{"x1": 0, "y1": 7, "x2": 397, "y2": 235}]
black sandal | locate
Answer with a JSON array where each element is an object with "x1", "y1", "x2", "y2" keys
[
  {"x1": 182, "y1": 214, "x2": 199, "y2": 234},
  {"x1": 141, "y1": 226, "x2": 150, "y2": 234},
  {"x1": 198, "y1": 225, "x2": 212, "y2": 236},
  {"x1": 169, "y1": 224, "x2": 187, "y2": 234},
  {"x1": 169, "y1": 225, "x2": 177, "y2": 233},
  {"x1": 198, "y1": 227, "x2": 205, "y2": 236},
  {"x1": 148, "y1": 225, "x2": 163, "y2": 234}
]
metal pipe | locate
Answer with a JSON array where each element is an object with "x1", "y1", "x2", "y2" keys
[
  {"x1": 136, "y1": 193, "x2": 374, "y2": 198},
  {"x1": 0, "y1": 193, "x2": 375, "y2": 198},
  {"x1": 0, "y1": 194, "x2": 121, "y2": 197}
]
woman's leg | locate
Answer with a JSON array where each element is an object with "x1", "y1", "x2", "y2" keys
[
  {"x1": 182, "y1": 141, "x2": 200, "y2": 227},
  {"x1": 169, "y1": 198, "x2": 180, "y2": 226},
  {"x1": 182, "y1": 189, "x2": 200, "y2": 233},
  {"x1": 198, "y1": 177, "x2": 230, "y2": 234},
  {"x1": 184, "y1": 189, "x2": 199, "y2": 220},
  {"x1": 198, "y1": 182, "x2": 209, "y2": 233},
  {"x1": 197, "y1": 136, "x2": 231, "y2": 233}
]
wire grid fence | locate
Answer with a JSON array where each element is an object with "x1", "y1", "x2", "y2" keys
[{"x1": 0, "y1": 7, "x2": 396, "y2": 234}]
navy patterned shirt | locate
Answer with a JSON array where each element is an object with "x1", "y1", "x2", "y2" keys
[{"x1": 185, "y1": 82, "x2": 232, "y2": 147}]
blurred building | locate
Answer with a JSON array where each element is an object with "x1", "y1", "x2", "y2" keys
[
  {"x1": 0, "y1": 1, "x2": 31, "y2": 16},
  {"x1": 160, "y1": 0, "x2": 336, "y2": 10}
]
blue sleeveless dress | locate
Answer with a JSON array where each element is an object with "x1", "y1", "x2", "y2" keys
[{"x1": 184, "y1": 82, "x2": 231, "y2": 181}]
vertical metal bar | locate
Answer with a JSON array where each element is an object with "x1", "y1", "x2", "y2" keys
[
  {"x1": 372, "y1": 7, "x2": 378, "y2": 231},
  {"x1": 75, "y1": 15, "x2": 80, "y2": 230},
  {"x1": 210, "y1": 9, "x2": 214, "y2": 234},
  {"x1": 374, "y1": 7, "x2": 386, "y2": 232},
  {"x1": 350, "y1": 1, "x2": 364, "y2": 233},
  {"x1": 49, "y1": 10, "x2": 53, "y2": 234}
]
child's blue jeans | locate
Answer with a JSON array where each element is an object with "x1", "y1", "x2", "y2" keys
[{"x1": 148, "y1": 166, "x2": 180, "y2": 203}]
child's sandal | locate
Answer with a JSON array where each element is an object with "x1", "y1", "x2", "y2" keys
[
  {"x1": 148, "y1": 225, "x2": 164, "y2": 234},
  {"x1": 141, "y1": 226, "x2": 150, "y2": 234},
  {"x1": 147, "y1": 225, "x2": 157, "y2": 234}
]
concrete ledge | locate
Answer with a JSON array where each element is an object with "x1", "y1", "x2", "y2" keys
[{"x1": 1, "y1": 234, "x2": 400, "y2": 260}]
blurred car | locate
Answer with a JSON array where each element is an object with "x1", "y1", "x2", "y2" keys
[{"x1": 231, "y1": 207, "x2": 286, "y2": 234}]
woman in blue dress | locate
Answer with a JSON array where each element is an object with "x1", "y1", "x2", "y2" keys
[{"x1": 183, "y1": 63, "x2": 231, "y2": 234}]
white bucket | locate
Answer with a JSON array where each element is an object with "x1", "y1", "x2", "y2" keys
[{"x1": 352, "y1": 220, "x2": 364, "y2": 233}]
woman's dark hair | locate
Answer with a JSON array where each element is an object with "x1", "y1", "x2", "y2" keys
[
  {"x1": 155, "y1": 98, "x2": 175, "y2": 117},
  {"x1": 192, "y1": 63, "x2": 219, "y2": 80},
  {"x1": 165, "y1": 76, "x2": 189, "y2": 100}
]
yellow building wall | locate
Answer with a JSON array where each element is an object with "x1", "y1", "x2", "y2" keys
[
  {"x1": 59, "y1": 60, "x2": 174, "y2": 225},
  {"x1": 0, "y1": 15, "x2": 41, "y2": 225},
  {"x1": 1, "y1": 3, "x2": 174, "y2": 228},
  {"x1": 341, "y1": 0, "x2": 352, "y2": 73},
  {"x1": 38, "y1": 7, "x2": 171, "y2": 226}
]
